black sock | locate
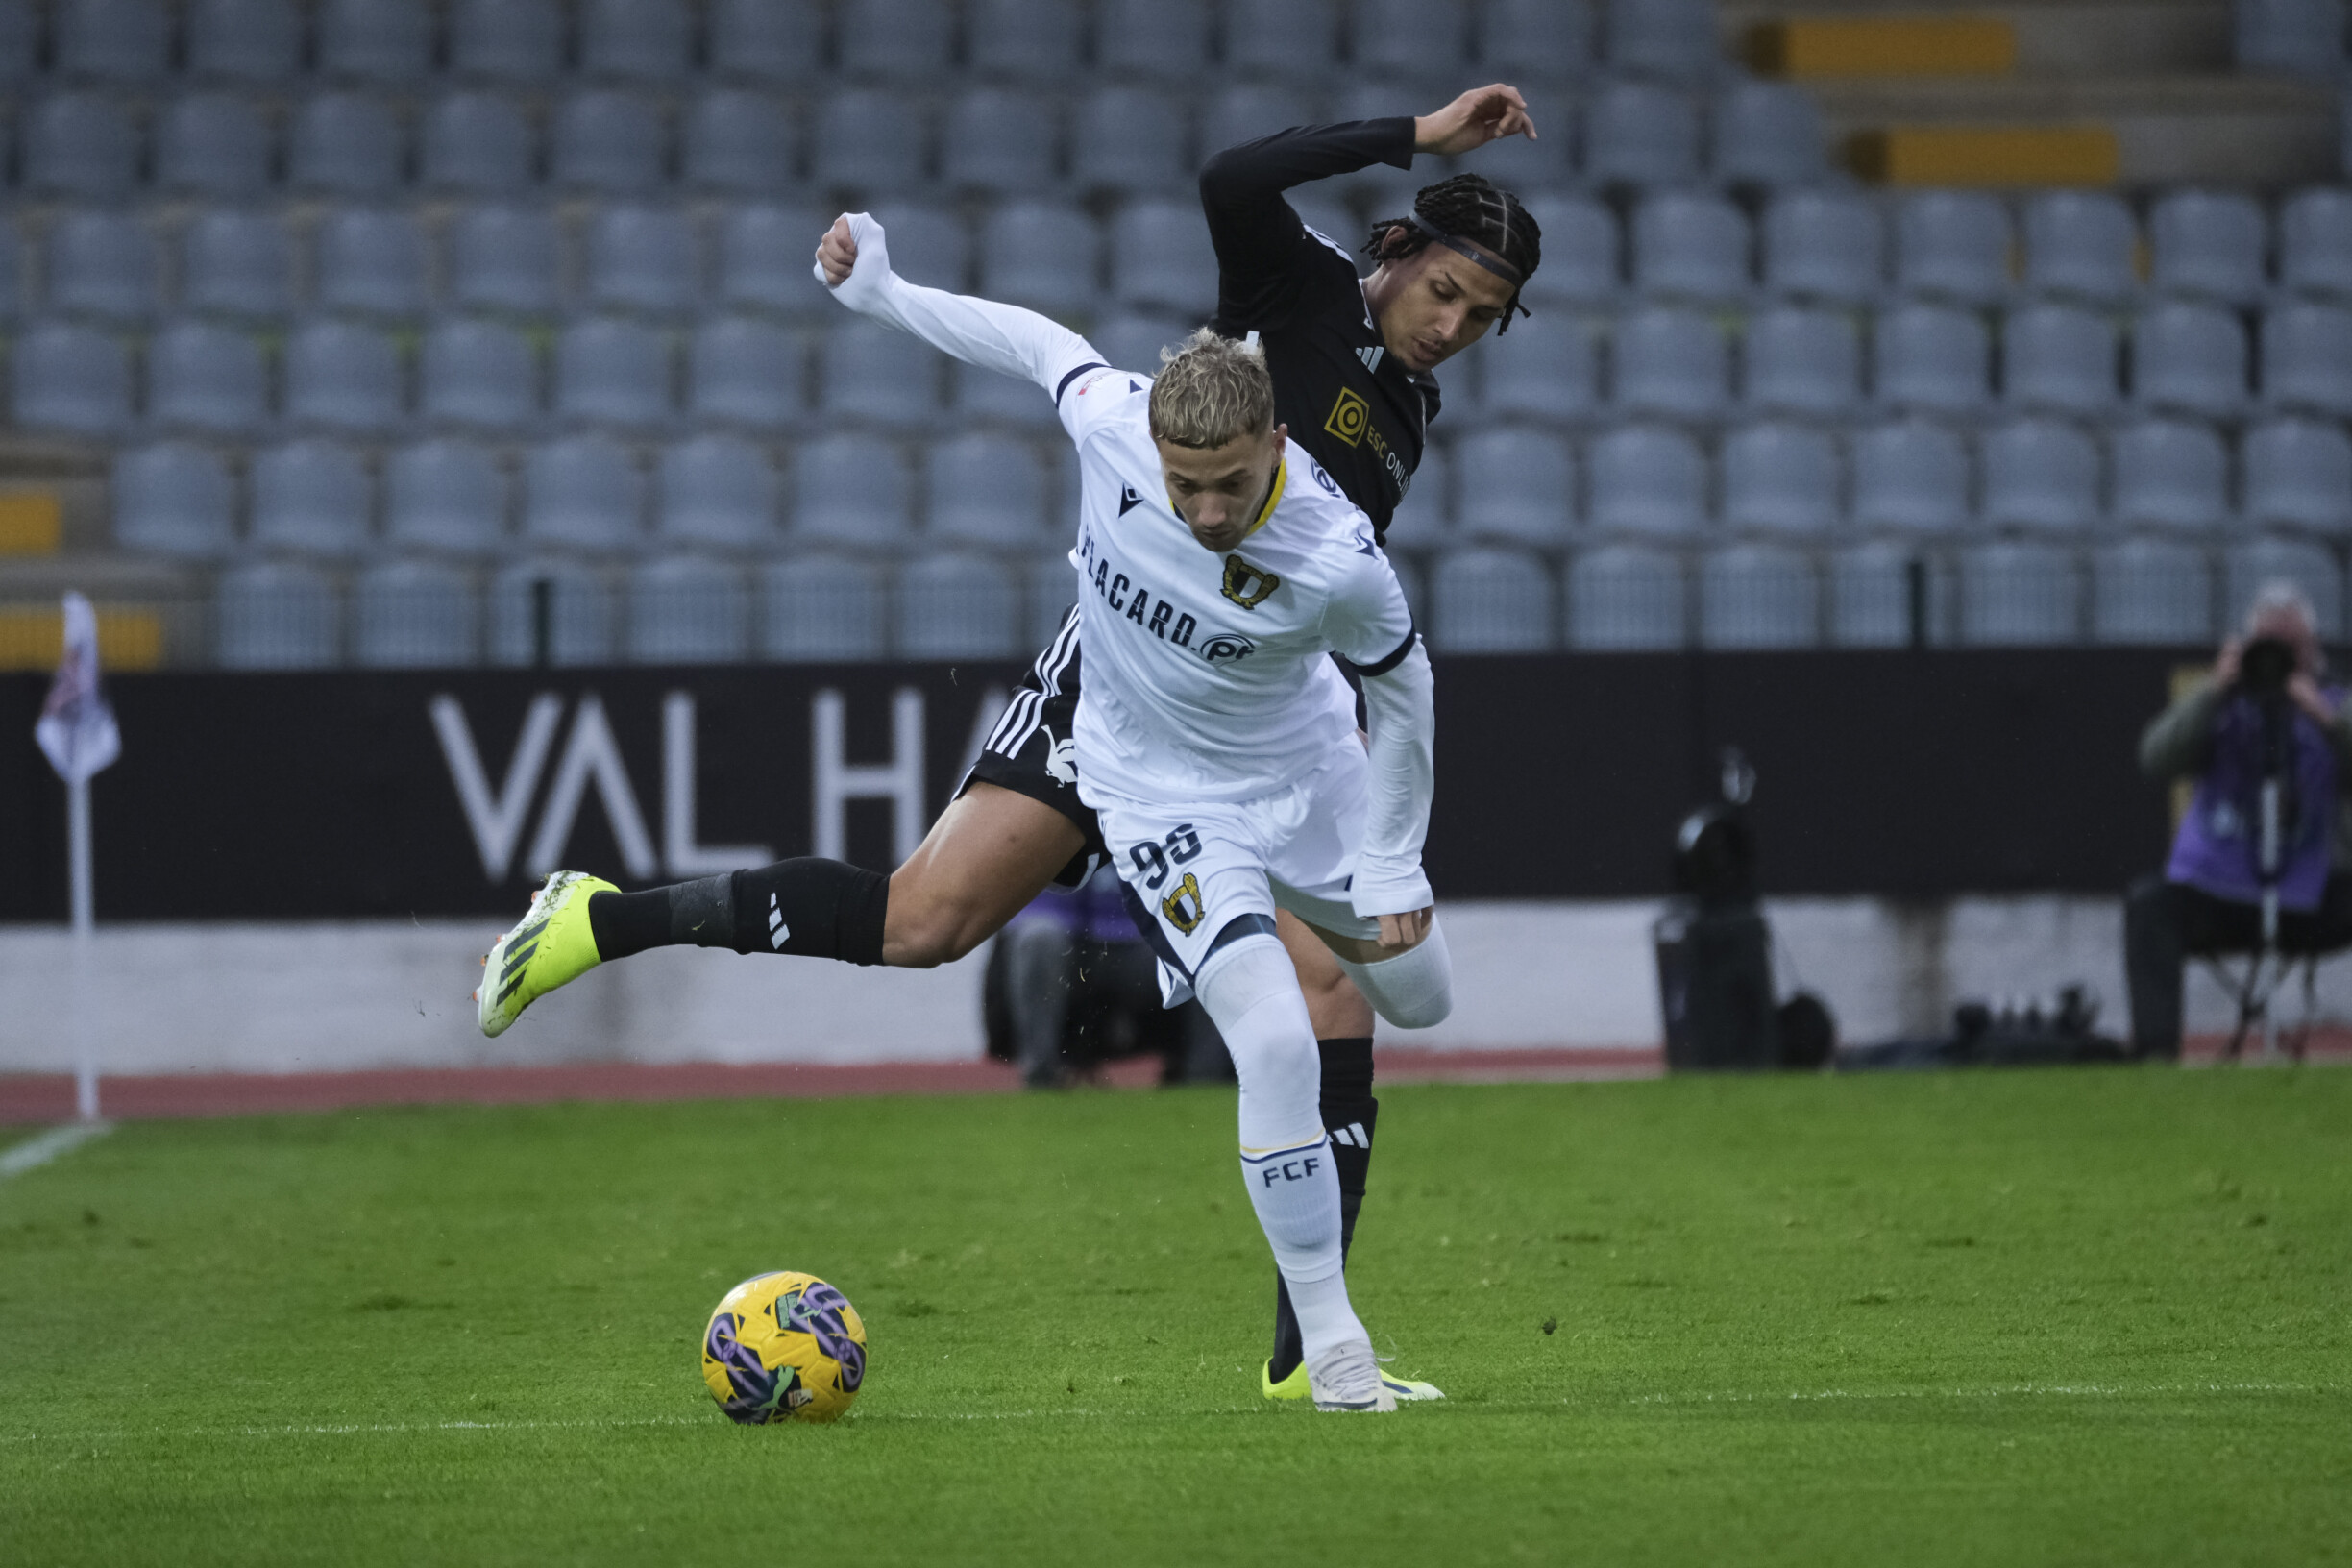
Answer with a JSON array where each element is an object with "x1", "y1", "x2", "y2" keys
[
  {"x1": 1269, "y1": 1036, "x2": 1379, "y2": 1383},
  {"x1": 588, "y1": 859, "x2": 891, "y2": 966}
]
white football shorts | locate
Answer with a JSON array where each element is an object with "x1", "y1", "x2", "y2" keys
[{"x1": 1093, "y1": 745, "x2": 1382, "y2": 1007}]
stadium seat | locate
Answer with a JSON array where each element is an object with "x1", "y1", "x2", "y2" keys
[
  {"x1": 1711, "y1": 82, "x2": 1826, "y2": 187},
  {"x1": 449, "y1": 0, "x2": 563, "y2": 82},
  {"x1": 1611, "y1": 306, "x2": 1729, "y2": 419},
  {"x1": 793, "y1": 431, "x2": 916, "y2": 549},
  {"x1": 2090, "y1": 537, "x2": 2213, "y2": 646},
  {"x1": 44, "y1": 209, "x2": 159, "y2": 323},
  {"x1": 282, "y1": 319, "x2": 404, "y2": 433},
  {"x1": 1721, "y1": 423, "x2": 1840, "y2": 534},
  {"x1": 1223, "y1": 0, "x2": 1341, "y2": 77},
  {"x1": 658, "y1": 433, "x2": 780, "y2": 549},
  {"x1": 2259, "y1": 301, "x2": 2352, "y2": 416},
  {"x1": 2000, "y1": 302, "x2": 2118, "y2": 416},
  {"x1": 683, "y1": 90, "x2": 796, "y2": 194},
  {"x1": 1581, "y1": 80, "x2": 1702, "y2": 186},
  {"x1": 1474, "y1": 315, "x2": 1598, "y2": 422},
  {"x1": 1981, "y1": 419, "x2": 2100, "y2": 532},
  {"x1": 2236, "y1": 0, "x2": 2346, "y2": 77},
  {"x1": 524, "y1": 434, "x2": 645, "y2": 551},
  {"x1": 1958, "y1": 541, "x2": 2080, "y2": 645},
  {"x1": 1588, "y1": 424, "x2": 1706, "y2": 536},
  {"x1": 717, "y1": 202, "x2": 833, "y2": 313},
  {"x1": 113, "y1": 442, "x2": 235, "y2": 558},
  {"x1": 1630, "y1": 191, "x2": 1751, "y2": 301},
  {"x1": 1430, "y1": 546, "x2": 1555, "y2": 652},
  {"x1": 943, "y1": 90, "x2": 1062, "y2": 194},
  {"x1": 1094, "y1": 0, "x2": 1214, "y2": 79},
  {"x1": 1873, "y1": 302, "x2": 1991, "y2": 415},
  {"x1": 812, "y1": 88, "x2": 930, "y2": 192},
  {"x1": 687, "y1": 316, "x2": 805, "y2": 429},
  {"x1": 1387, "y1": 440, "x2": 1451, "y2": 542},
  {"x1": 1477, "y1": 0, "x2": 1595, "y2": 78},
  {"x1": 1464, "y1": 107, "x2": 1578, "y2": 192},
  {"x1": 1700, "y1": 544, "x2": 1820, "y2": 649},
  {"x1": 145, "y1": 320, "x2": 268, "y2": 434},
  {"x1": 1109, "y1": 200, "x2": 1219, "y2": 316},
  {"x1": 317, "y1": 0, "x2": 432, "y2": 82},
  {"x1": 1893, "y1": 189, "x2": 2013, "y2": 304},
  {"x1": 187, "y1": 0, "x2": 301, "y2": 82},
  {"x1": 628, "y1": 557, "x2": 753, "y2": 665},
  {"x1": 1072, "y1": 87, "x2": 1190, "y2": 192},
  {"x1": 1203, "y1": 85, "x2": 1322, "y2": 157},
  {"x1": 1291, "y1": 196, "x2": 1362, "y2": 261},
  {"x1": 55, "y1": 0, "x2": 168, "y2": 82},
  {"x1": 12, "y1": 321, "x2": 133, "y2": 435},
  {"x1": 579, "y1": 0, "x2": 693, "y2": 82},
  {"x1": 1567, "y1": 544, "x2": 1688, "y2": 650},
  {"x1": 554, "y1": 317, "x2": 673, "y2": 429},
  {"x1": 315, "y1": 208, "x2": 429, "y2": 319},
  {"x1": 1603, "y1": 0, "x2": 1716, "y2": 81},
  {"x1": 420, "y1": 319, "x2": 540, "y2": 430},
  {"x1": 155, "y1": 94, "x2": 273, "y2": 197},
  {"x1": 488, "y1": 558, "x2": 615, "y2": 666},
  {"x1": 289, "y1": 94, "x2": 405, "y2": 197},
  {"x1": 1351, "y1": 0, "x2": 1471, "y2": 80},
  {"x1": 449, "y1": 205, "x2": 562, "y2": 316},
  {"x1": 2022, "y1": 191, "x2": 2139, "y2": 301},
  {"x1": 217, "y1": 561, "x2": 344, "y2": 669},
  {"x1": 1850, "y1": 419, "x2": 1970, "y2": 532},
  {"x1": 1085, "y1": 314, "x2": 1186, "y2": 381},
  {"x1": 2277, "y1": 186, "x2": 2352, "y2": 296},
  {"x1": 978, "y1": 201, "x2": 1101, "y2": 314},
  {"x1": 820, "y1": 320, "x2": 940, "y2": 426},
  {"x1": 2147, "y1": 190, "x2": 2267, "y2": 304},
  {"x1": 760, "y1": 553, "x2": 889, "y2": 660},
  {"x1": 250, "y1": 438, "x2": 372, "y2": 557},
  {"x1": 2224, "y1": 535, "x2": 2345, "y2": 636},
  {"x1": 181, "y1": 210, "x2": 295, "y2": 321},
  {"x1": 1026, "y1": 552, "x2": 1080, "y2": 651},
  {"x1": 23, "y1": 93, "x2": 140, "y2": 198},
  {"x1": 386, "y1": 438, "x2": 508, "y2": 556},
  {"x1": 2132, "y1": 301, "x2": 2248, "y2": 418},
  {"x1": 897, "y1": 553, "x2": 1021, "y2": 658},
  {"x1": 2110, "y1": 418, "x2": 2230, "y2": 532},
  {"x1": 968, "y1": 0, "x2": 1086, "y2": 81},
  {"x1": 421, "y1": 93, "x2": 536, "y2": 194},
  {"x1": 355, "y1": 561, "x2": 482, "y2": 669},
  {"x1": 2242, "y1": 416, "x2": 2352, "y2": 533},
  {"x1": 0, "y1": 0, "x2": 28, "y2": 83},
  {"x1": 1827, "y1": 541, "x2": 1939, "y2": 648},
  {"x1": 927, "y1": 434, "x2": 1049, "y2": 548},
  {"x1": 865, "y1": 201, "x2": 971, "y2": 292},
  {"x1": 708, "y1": 0, "x2": 822, "y2": 81},
  {"x1": 0, "y1": 222, "x2": 19, "y2": 322},
  {"x1": 584, "y1": 206, "x2": 698, "y2": 317},
  {"x1": 1742, "y1": 306, "x2": 1861, "y2": 416},
  {"x1": 553, "y1": 91, "x2": 667, "y2": 195},
  {"x1": 1519, "y1": 194, "x2": 1620, "y2": 307},
  {"x1": 1454, "y1": 428, "x2": 1574, "y2": 543},
  {"x1": 837, "y1": 0, "x2": 955, "y2": 78},
  {"x1": 1761, "y1": 189, "x2": 1883, "y2": 303}
]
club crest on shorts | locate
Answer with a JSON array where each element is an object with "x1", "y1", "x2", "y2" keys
[
  {"x1": 1160, "y1": 871, "x2": 1206, "y2": 935},
  {"x1": 1221, "y1": 556, "x2": 1280, "y2": 610},
  {"x1": 1323, "y1": 386, "x2": 1370, "y2": 447}
]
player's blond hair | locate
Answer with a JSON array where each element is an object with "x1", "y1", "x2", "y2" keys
[{"x1": 1147, "y1": 328, "x2": 1276, "y2": 450}]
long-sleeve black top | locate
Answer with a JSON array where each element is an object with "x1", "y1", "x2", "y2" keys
[{"x1": 1201, "y1": 118, "x2": 1440, "y2": 542}]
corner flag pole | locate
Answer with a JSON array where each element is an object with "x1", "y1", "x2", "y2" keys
[{"x1": 35, "y1": 593, "x2": 120, "y2": 1123}]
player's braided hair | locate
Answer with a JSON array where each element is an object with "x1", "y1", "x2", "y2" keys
[
  {"x1": 1366, "y1": 173, "x2": 1542, "y2": 333},
  {"x1": 1148, "y1": 327, "x2": 1276, "y2": 449}
]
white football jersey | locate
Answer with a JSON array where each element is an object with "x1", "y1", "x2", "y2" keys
[{"x1": 1055, "y1": 365, "x2": 1416, "y2": 808}]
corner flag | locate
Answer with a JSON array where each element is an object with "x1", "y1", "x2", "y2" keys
[{"x1": 36, "y1": 592, "x2": 119, "y2": 786}]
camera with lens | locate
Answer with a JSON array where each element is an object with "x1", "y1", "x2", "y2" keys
[{"x1": 2238, "y1": 635, "x2": 2298, "y2": 698}]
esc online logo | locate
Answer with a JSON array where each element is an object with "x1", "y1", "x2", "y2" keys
[{"x1": 428, "y1": 684, "x2": 1005, "y2": 886}]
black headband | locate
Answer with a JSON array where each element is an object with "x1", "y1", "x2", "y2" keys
[{"x1": 1401, "y1": 212, "x2": 1531, "y2": 328}]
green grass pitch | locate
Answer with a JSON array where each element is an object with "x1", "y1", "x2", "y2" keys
[{"x1": 4, "y1": 1068, "x2": 2349, "y2": 1566}]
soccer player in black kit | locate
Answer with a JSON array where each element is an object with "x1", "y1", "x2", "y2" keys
[{"x1": 476, "y1": 84, "x2": 1543, "y2": 1403}]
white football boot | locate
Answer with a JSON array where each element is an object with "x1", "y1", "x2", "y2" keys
[{"x1": 1307, "y1": 1338, "x2": 1398, "y2": 1412}]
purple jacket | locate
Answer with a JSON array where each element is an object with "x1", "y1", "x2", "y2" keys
[{"x1": 2166, "y1": 690, "x2": 2340, "y2": 909}]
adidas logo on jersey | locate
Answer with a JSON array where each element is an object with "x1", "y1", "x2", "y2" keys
[{"x1": 1357, "y1": 346, "x2": 1384, "y2": 373}]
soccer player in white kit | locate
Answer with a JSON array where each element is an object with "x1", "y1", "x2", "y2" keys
[{"x1": 822, "y1": 212, "x2": 1453, "y2": 1411}]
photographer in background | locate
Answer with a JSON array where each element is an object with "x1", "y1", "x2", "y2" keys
[{"x1": 2126, "y1": 584, "x2": 2352, "y2": 1058}]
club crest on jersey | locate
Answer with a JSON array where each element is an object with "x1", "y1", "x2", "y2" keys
[
  {"x1": 1323, "y1": 386, "x2": 1370, "y2": 448},
  {"x1": 1221, "y1": 556, "x2": 1280, "y2": 610},
  {"x1": 1160, "y1": 872, "x2": 1206, "y2": 935},
  {"x1": 1198, "y1": 632, "x2": 1257, "y2": 665}
]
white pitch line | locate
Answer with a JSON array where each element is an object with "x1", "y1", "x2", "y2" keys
[{"x1": 0, "y1": 1120, "x2": 111, "y2": 1182}]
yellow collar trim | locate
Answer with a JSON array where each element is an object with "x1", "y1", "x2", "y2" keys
[{"x1": 1242, "y1": 459, "x2": 1286, "y2": 541}]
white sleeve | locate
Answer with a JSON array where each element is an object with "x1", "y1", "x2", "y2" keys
[
  {"x1": 819, "y1": 211, "x2": 1115, "y2": 434},
  {"x1": 1320, "y1": 549, "x2": 1433, "y2": 918}
]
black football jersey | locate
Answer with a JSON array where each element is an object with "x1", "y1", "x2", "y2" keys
[{"x1": 1202, "y1": 118, "x2": 1441, "y2": 544}]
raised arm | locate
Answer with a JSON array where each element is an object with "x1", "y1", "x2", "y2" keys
[{"x1": 1320, "y1": 550, "x2": 1433, "y2": 933}]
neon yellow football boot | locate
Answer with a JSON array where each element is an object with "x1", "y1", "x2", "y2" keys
[
  {"x1": 476, "y1": 870, "x2": 616, "y2": 1038},
  {"x1": 1262, "y1": 1359, "x2": 1444, "y2": 1403}
]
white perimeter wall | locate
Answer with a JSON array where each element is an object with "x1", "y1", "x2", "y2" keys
[{"x1": 0, "y1": 898, "x2": 2328, "y2": 1076}]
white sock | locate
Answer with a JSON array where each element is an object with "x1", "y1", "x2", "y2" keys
[
  {"x1": 1196, "y1": 934, "x2": 1368, "y2": 1360},
  {"x1": 1334, "y1": 916, "x2": 1454, "y2": 1029}
]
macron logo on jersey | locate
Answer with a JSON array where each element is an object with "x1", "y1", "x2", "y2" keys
[{"x1": 1118, "y1": 483, "x2": 1146, "y2": 516}]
